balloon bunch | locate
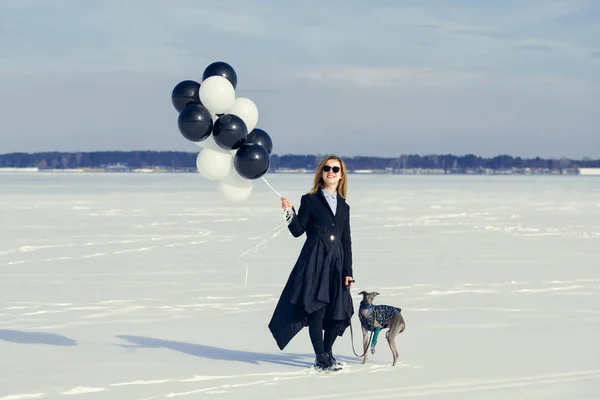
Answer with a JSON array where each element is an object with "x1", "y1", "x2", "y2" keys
[{"x1": 171, "y1": 61, "x2": 274, "y2": 202}]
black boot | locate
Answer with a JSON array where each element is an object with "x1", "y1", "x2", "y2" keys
[
  {"x1": 326, "y1": 351, "x2": 342, "y2": 367},
  {"x1": 314, "y1": 353, "x2": 341, "y2": 372}
]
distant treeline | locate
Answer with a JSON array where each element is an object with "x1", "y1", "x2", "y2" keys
[{"x1": 0, "y1": 151, "x2": 599, "y2": 171}]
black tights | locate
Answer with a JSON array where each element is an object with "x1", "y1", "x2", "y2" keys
[{"x1": 307, "y1": 307, "x2": 342, "y2": 355}]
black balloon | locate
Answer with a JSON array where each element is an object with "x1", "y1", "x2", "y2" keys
[
  {"x1": 234, "y1": 143, "x2": 270, "y2": 180},
  {"x1": 245, "y1": 128, "x2": 273, "y2": 154},
  {"x1": 171, "y1": 80, "x2": 201, "y2": 112},
  {"x1": 212, "y1": 114, "x2": 247, "y2": 150},
  {"x1": 177, "y1": 103, "x2": 213, "y2": 142},
  {"x1": 202, "y1": 61, "x2": 238, "y2": 89}
]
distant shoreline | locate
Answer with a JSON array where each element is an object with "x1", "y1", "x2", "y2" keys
[
  {"x1": 0, "y1": 151, "x2": 599, "y2": 175},
  {"x1": 2, "y1": 167, "x2": 600, "y2": 176}
]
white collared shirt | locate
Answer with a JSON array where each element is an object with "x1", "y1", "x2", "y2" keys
[{"x1": 321, "y1": 188, "x2": 337, "y2": 215}]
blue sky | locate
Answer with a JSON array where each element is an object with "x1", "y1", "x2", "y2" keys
[{"x1": 0, "y1": 0, "x2": 598, "y2": 158}]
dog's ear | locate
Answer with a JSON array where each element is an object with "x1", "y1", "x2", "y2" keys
[
  {"x1": 358, "y1": 291, "x2": 366, "y2": 295},
  {"x1": 373, "y1": 291, "x2": 380, "y2": 297}
]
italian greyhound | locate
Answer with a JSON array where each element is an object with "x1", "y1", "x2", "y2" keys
[{"x1": 357, "y1": 291, "x2": 405, "y2": 366}]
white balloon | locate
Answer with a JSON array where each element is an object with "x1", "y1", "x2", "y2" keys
[
  {"x1": 218, "y1": 166, "x2": 253, "y2": 202},
  {"x1": 199, "y1": 76, "x2": 235, "y2": 114},
  {"x1": 196, "y1": 148, "x2": 232, "y2": 181},
  {"x1": 194, "y1": 134, "x2": 220, "y2": 151},
  {"x1": 226, "y1": 97, "x2": 259, "y2": 132}
]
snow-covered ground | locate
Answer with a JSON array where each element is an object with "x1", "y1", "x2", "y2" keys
[{"x1": 1, "y1": 172, "x2": 599, "y2": 399}]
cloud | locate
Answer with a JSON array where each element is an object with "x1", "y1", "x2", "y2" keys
[
  {"x1": 293, "y1": 67, "x2": 486, "y2": 89},
  {"x1": 166, "y1": 3, "x2": 271, "y2": 37},
  {"x1": 287, "y1": 65, "x2": 598, "y2": 99},
  {"x1": 445, "y1": 26, "x2": 503, "y2": 39},
  {"x1": 515, "y1": 41, "x2": 557, "y2": 52}
]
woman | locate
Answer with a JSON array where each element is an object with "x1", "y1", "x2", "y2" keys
[{"x1": 268, "y1": 155, "x2": 354, "y2": 372}]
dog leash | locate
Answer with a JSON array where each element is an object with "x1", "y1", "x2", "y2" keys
[{"x1": 348, "y1": 323, "x2": 373, "y2": 358}]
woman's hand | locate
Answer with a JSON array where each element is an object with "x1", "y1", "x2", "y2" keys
[
  {"x1": 281, "y1": 197, "x2": 292, "y2": 211},
  {"x1": 345, "y1": 276, "x2": 354, "y2": 288}
]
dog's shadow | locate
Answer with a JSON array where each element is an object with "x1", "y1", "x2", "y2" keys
[{"x1": 115, "y1": 335, "x2": 357, "y2": 368}]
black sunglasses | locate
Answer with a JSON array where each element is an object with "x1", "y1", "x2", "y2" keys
[{"x1": 323, "y1": 166, "x2": 341, "y2": 173}]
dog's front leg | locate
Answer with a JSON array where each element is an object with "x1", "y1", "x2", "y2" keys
[
  {"x1": 371, "y1": 327, "x2": 381, "y2": 355},
  {"x1": 361, "y1": 325, "x2": 369, "y2": 364}
]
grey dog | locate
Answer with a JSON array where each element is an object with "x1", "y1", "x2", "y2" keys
[{"x1": 357, "y1": 291, "x2": 405, "y2": 366}]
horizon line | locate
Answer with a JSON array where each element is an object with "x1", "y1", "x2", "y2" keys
[{"x1": 0, "y1": 150, "x2": 597, "y2": 161}]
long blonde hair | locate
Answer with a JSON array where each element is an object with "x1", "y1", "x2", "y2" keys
[{"x1": 308, "y1": 155, "x2": 348, "y2": 198}]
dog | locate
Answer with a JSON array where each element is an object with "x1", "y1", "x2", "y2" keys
[{"x1": 357, "y1": 291, "x2": 405, "y2": 366}]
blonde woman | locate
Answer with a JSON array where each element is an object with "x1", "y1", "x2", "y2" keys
[{"x1": 268, "y1": 155, "x2": 354, "y2": 372}]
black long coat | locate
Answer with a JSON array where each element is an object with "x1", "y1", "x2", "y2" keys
[{"x1": 268, "y1": 189, "x2": 355, "y2": 351}]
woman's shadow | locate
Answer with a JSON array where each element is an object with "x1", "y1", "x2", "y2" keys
[
  {"x1": 0, "y1": 329, "x2": 77, "y2": 346},
  {"x1": 115, "y1": 335, "x2": 355, "y2": 368}
]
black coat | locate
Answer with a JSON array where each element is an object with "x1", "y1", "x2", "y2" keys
[{"x1": 268, "y1": 189, "x2": 355, "y2": 351}]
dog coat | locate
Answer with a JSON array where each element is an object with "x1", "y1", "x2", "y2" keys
[{"x1": 358, "y1": 304, "x2": 402, "y2": 332}]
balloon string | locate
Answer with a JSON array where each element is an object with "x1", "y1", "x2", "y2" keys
[
  {"x1": 261, "y1": 176, "x2": 282, "y2": 197},
  {"x1": 236, "y1": 176, "x2": 293, "y2": 262},
  {"x1": 261, "y1": 176, "x2": 294, "y2": 225},
  {"x1": 237, "y1": 222, "x2": 290, "y2": 260}
]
